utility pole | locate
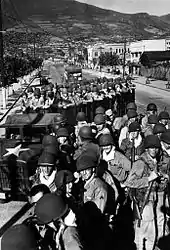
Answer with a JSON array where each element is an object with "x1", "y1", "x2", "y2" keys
[
  {"x1": 0, "y1": 0, "x2": 6, "y2": 109},
  {"x1": 123, "y1": 39, "x2": 126, "y2": 79},
  {"x1": 33, "y1": 35, "x2": 36, "y2": 58}
]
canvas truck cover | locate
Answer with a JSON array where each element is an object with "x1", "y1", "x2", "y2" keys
[
  {"x1": 0, "y1": 113, "x2": 61, "y2": 128},
  {"x1": 65, "y1": 66, "x2": 82, "y2": 74}
]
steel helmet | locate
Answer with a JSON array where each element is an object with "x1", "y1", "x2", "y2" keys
[
  {"x1": 129, "y1": 121, "x2": 141, "y2": 132},
  {"x1": 35, "y1": 194, "x2": 68, "y2": 224},
  {"x1": 79, "y1": 126, "x2": 93, "y2": 139},
  {"x1": 158, "y1": 111, "x2": 170, "y2": 120},
  {"x1": 147, "y1": 103, "x2": 157, "y2": 111},
  {"x1": 153, "y1": 123, "x2": 166, "y2": 135},
  {"x1": 126, "y1": 102, "x2": 137, "y2": 111},
  {"x1": 53, "y1": 114, "x2": 66, "y2": 124},
  {"x1": 1, "y1": 224, "x2": 37, "y2": 250},
  {"x1": 76, "y1": 152, "x2": 98, "y2": 172},
  {"x1": 99, "y1": 134, "x2": 114, "y2": 146},
  {"x1": 56, "y1": 127, "x2": 69, "y2": 138},
  {"x1": 76, "y1": 112, "x2": 87, "y2": 122},
  {"x1": 38, "y1": 152, "x2": 56, "y2": 166},
  {"x1": 42, "y1": 135, "x2": 58, "y2": 147},
  {"x1": 144, "y1": 135, "x2": 161, "y2": 149},
  {"x1": 94, "y1": 114, "x2": 105, "y2": 125},
  {"x1": 95, "y1": 106, "x2": 105, "y2": 115},
  {"x1": 148, "y1": 114, "x2": 158, "y2": 124}
]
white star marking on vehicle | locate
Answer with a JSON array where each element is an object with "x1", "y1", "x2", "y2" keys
[{"x1": 3, "y1": 144, "x2": 30, "y2": 157}]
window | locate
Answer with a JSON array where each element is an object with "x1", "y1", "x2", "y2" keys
[
  {"x1": 119, "y1": 49, "x2": 121, "y2": 53},
  {"x1": 116, "y1": 49, "x2": 118, "y2": 53},
  {"x1": 94, "y1": 52, "x2": 98, "y2": 57},
  {"x1": 135, "y1": 52, "x2": 138, "y2": 57}
]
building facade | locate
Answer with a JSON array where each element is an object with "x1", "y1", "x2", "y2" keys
[
  {"x1": 130, "y1": 38, "x2": 170, "y2": 63},
  {"x1": 87, "y1": 43, "x2": 130, "y2": 67}
]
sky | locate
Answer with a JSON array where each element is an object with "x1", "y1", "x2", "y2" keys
[{"x1": 77, "y1": 0, "x2": 170, "y2": 16}]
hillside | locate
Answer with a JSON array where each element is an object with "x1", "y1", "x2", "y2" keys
[{"x1": 2, "y1": 0, "x2": 170, "y2": 40}]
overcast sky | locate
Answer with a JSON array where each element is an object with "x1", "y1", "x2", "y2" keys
[{"x1": 77, "y1": 0, "x2": 170, "y2": 16}]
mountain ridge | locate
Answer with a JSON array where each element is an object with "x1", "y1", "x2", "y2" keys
[{"x1": 2, "y1": 0, "x2": 170, "y2": 40}]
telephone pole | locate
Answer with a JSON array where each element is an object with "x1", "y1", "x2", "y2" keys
[
  {"x1": 123, "y1": 39, "x2": 126, "y2": 79},
  {"x1": 0, "y1": 0, "x2": 6, "y2": 109}
]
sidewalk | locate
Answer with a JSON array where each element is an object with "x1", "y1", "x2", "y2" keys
[{"x1": 133, "y1": 76, "x2": 170, "y2": 92}]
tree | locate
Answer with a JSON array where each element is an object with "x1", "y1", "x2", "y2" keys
[{"x1": 99, "y1": 52, "x2": 119, "y2": 68}]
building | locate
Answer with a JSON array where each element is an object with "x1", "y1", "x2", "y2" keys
[
  {"x1": 87, "y1": 43, "x2": 130, "y2": 67},
  {"x1": 130, "y1": 39, "x2": 170, "y2": 63},
  {"x1": 140, "y1": 51, "x2": 170, "y2": 66}
]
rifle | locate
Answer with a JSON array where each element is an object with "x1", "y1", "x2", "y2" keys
[{"x1": 137, "y1": 179, "x2": 155, "y2": 227}]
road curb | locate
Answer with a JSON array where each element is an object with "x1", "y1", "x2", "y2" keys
[{"x1": 134, "y1": 80, "x2": 170, "y2": 93}]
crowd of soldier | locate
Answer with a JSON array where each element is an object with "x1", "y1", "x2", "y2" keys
[{"x1": 2, "y1": 76, "x2": 170, "y2": 250}]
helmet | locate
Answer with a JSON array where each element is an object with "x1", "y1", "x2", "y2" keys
[
  {"x1": 53, "y1": 114, "x2": 66, "y2": 124},
  {"x1": 42, "y1": 135, "x2": 58, "y2": 147},
  {"x1": 144, "y1": 135, "x2": 161, "y2": 149},
  {"x1": 76, "y1": 152, "x2": 98, "y2": 172},
  {"x1": 148, "y1": 115, "x2": 158, "y2": 124},
  {"x1": 99, "y1": 134, "x2": 114, "y2": 146},
  {"x1": 1, "y1": 224, "x2": 37, "y2": 250},
  {"x1": 158, "y1": 111, "x2": 170, "y2": 120},
  {"x1": 35, "y1": 194, "x2": 68, "y2": 224},
  {"x1": 129, "y1": 121, "x2": 141, "y2": 132},
  {"x1": 38, "y1": 152, "x2": 56, "y2": 166},
  {"x1": 95, "y1": 106, "x2": 105, "y2": 115},
  {"x1": 147, "y1": 103, "x2": 157, "y2": 111},
  {"x1": 153, "y1": 123, "x2": 166, "y2": 135},
  {"x1": 127, "y1": 110, "x2": 138, "y2": 119},
  {"x1": 126, "y1": 102, "x2": 137, "y2": 111},
  {"x1": 76, "y1": 112, "x2": 87, "y2": 122},
  {"x1": 43, "y1": 145, "x2": 58, "y2": 156},
  {"x1": 160, "y1": 131, "x2": 170, "y2": 144},
  {"x1": 94, "y1": 114, "x2": 105, "y2": 125},
  {"x1": 79, "y1": 126, "x2": 93, "y2": 139},
  {"x1": 55, "y1": 170, "x2": 74, "y2": 188},
  {"x1": 57, "y1": 127, "x2": 69, "y2": 138}
]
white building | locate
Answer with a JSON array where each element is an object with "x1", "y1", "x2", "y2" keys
[
  {"x1": 87, "y1": 43, "x2": 130, "y2": 67},
  {"x1": 130, "y1": 39, "x2": 170, "y2": 63}
]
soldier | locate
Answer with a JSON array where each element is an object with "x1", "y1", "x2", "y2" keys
[
  {"x1": 32, "y1": 151, "x2": 57, "y2": 193},
  {"x1": 124, "y1": 135, "x2": 161, "y2": 250},
  {"x1": 141, "y1": 103, "x2": 157, "y2": 132},
  {"x1": 93, "y1": 114, "x2": 110, "y2": 140},
  {"x1": 153, "y1": 123, "x2": 167, "y2": 139},
  {"x1": 99, "y1": 134, "x2": 131, "y2": 184},
  {"x1": 119, "y1": 109, "x2": 138, "y2": 147},
  {"x1": 74, "y1": 126, "x2": 100, "y2": 161},
  {"x1": 158, "y1": 111, "x2": 170, "y2": 129},
  {"x1": 30, "y1": 88, "x2": 43, "y2": 112},
  {"x1": 35, "y1": 193, "x2": 83, "y2": 250},
  {"x1": 76, "y1": 152, "x2": 108, "y2": 214},
  {"x1": 56, "y1": 127, "x2": 75, "y2": 173},
  {"x1": 144, "y1": 114, "x2": 158, "y2": 137},
  {"x1": 121, "y1": 102, "x2": 137, "y2": 127},
  {"x1": 75, "y1": 112, "x2": 88, "y2": 139},
  {"x1": 1, "y1": 224, "x2": 37, "y2": 250},
  {"x1": 43, "y1": 91, "x2": 55, "y2": 112},
  {"x1": 120, "y1": 121, "x2": 144, "y2": 161},
  {"x1": 155, "y1": 131, "x2": 170, "y2": 243}
]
